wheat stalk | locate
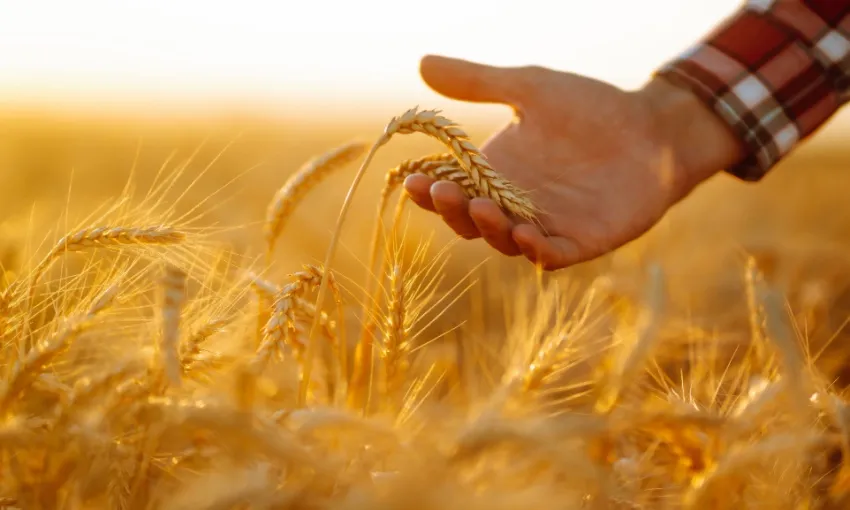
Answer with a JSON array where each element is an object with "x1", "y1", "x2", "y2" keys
[
  {"x1": 380, "y1": 109, "x2": 537, "y2": 221},
  {"x1": 33, "y1": 226, "x2": 185, "y2": 282},
  {"x1": 361, "y1": 154, "x2": 466, "y2": 351},
  {"x1": 263, "y1": 141, "x2": 367, "y2": 262},
  {"x1": 301, "y1": 107, "x2": 538, "y2": 406},
  {"x1": 159, "y1": 265, "x2": 187, "y2": 389},
  {"x1": 255, "y1": 266, "x2": 341, "y2": 378},
  {"x1": 261, "y1": 265, "x2": 323, "y2": 357},
  {"x1": 27, "y1": 226, "x2": 184, "y2": 326}
]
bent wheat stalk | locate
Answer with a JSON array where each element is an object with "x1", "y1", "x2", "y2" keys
[
  {"x1": 301, "y1": 107, "x2": 539, "y2": 406},
  {"x1": 27, "y1": 226, "x2": 185, "y2": 329},
  {"x1": 33, "y1": 226, "x2": 185, "y2": 286},
  {"x1": 263, "y1": 141, "x2": 367, "y2": 263}
]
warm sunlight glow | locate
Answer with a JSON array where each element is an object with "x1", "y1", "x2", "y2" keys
[{"x1": 0, "y1": 0, "x2": 745, "y2": 116}]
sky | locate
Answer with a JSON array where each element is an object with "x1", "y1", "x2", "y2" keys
[
  {"x1": 0, "y1": 0, "x2": 847, "y2": 131},
  {"x1": 0, "y1": 2, "x2": 741, "y2": 109}
]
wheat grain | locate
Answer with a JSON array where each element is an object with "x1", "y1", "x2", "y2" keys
[
  {"x1": 246, "y1": 272, "x2": 279, "y2": 299},
  {"x1": 263, "y1": 141, "x2": 367, "y2": 261},
  {"x1": 382, "y1": 152, "x2": 536, "y2": 220},
  {"x1": 379, "y1": 153, "x2": 457, "y2": 213}
]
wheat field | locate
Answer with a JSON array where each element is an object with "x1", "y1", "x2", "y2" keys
[{"x1": 1, "y1": 104, "x2": 850, "y2": 509}]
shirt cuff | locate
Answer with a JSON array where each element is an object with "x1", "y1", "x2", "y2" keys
[{"x1": 654, "y1": 0, "x2": 850, "y2": 181}]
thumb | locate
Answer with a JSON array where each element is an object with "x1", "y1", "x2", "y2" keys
[{"x1": 419, "y1": 54, "x2": 528, "y2": 106}]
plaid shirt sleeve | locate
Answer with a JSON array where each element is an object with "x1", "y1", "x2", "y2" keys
[{"x1": 655, "y1": 0, "x2": 850, "y2": 181}]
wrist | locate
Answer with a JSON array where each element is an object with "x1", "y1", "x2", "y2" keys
[{"x1": 637, "y1": 76, "x2": 745, "y2": 193}]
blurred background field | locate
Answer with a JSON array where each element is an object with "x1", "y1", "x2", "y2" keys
[
  {"x1": 1, "y1": 0, "x2": 850, "y2": 398},
  {"x1": 1, "y1": 104, "x2": 849, "y2": 362}
]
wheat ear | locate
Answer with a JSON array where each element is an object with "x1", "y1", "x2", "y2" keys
[
  {"x1": 257, "y1": 268, "x2": 321, "y2": 368},
  {"x1": 181, "y1": 317, "x2": 231, "y2": 374},
  {"x1": 159, "y1": 265, "x2": 187, "y2": 389},
  {"x1": 0, "y1": 283, "x2": 119, "y2": 415},
  {"x1": 380, "y1": 264, "x2": 411, "y2": 405},
  {"x1": 350, "y1": 193, "x2": 409, "y2": 410},
  {"x1": 263, "y1": 141, "x2": 367, "y2": 262},
  {"x1": 382, "y1": 109, "x2": 537, "y2": 221},
  {"x1": 27, "y1": 226, "x2": 184, "y2": 323},
  {"x1": 32, "y1": 226, "x2": 185, "y2": 285},
  {"x1": 360, "y1": 154, "x2": 459, "y2": 354},
  {"x1": 255, "y1": 266, "x2": 340, "y2": 372},
  {"x1": 382, "y1": 152, "x2": 536, "y2": 219},
  {"x1": 249, "y1": 271, "x2": 346, "y2": 403},
  {"x1": 301, "y1": 107, "x2": 538, "y2": 405},
  {"x1": 359, "y1": 154, "x2": 464, "y2": 380},
  {"x1": 259, "y1": 144, "x2": 362, "y2": 350}
]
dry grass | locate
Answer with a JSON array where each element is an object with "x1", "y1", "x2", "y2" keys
[{"x1": 0, "y1": 104, "x2": 849, "y2": 509}]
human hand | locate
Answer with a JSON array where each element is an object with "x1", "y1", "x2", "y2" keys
[{"x1": 405, "y1": 55, "x2": 744, "y2": 270}]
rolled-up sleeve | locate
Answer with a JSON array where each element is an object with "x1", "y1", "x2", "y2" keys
[{"x1": 656, "y1": 0, "x2": 850, "y2": 181}]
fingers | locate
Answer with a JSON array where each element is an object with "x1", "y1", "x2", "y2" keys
[
  {"x1": 404, "y1": 175, "x2": 491, "y2": 243},
  {"x1": 430, "y1": 181, "x2": 480, "y2": 239},
  {"x1": 403, "y1": 174, "x2": 437, "y2": 213},
  {"x1": 419, "y1": 55, "x2": 526, "y2": 106},
  {"x1": 469, "y1": 198, "x2": 521, "y2": 256},
  {"x1": 512, "y1": 224, "x2": 582, "y2": 270}
]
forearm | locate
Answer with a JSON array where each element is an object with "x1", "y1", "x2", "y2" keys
[
  {"x1": 638, "y1": 75, "x2": 746, "y2": 191},
  {"x1": 648, "y1": 0, "x2": 850, "y2": 182}
]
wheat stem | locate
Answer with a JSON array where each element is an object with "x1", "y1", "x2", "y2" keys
[{"x1": 160, "y1": 265, "x2": 187, "y2": 389}]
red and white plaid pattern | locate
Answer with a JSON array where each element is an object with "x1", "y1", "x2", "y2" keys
[{"x1": 656, "y1": 0, "x2": 850, "y2": 181}]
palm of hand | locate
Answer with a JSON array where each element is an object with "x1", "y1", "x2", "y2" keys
[
  {"x1": 481, "y1": 72, "x2": 686, "y2": 268},
  {"x1": 404, "y1": 58, "x2": 698, "y2": 270}
]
